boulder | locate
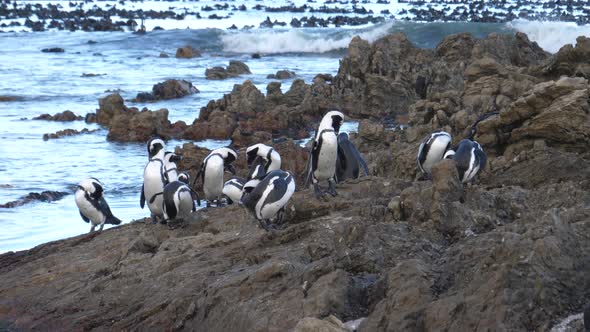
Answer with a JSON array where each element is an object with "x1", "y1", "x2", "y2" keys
[
  {"x1": 152, "y1": 79, "x2": 199, "y2": 100},
  {"x1": 33, "y1": 110, "x2": 83, "y2": 121},
  {"x1": 96, "y1": 93, "x2": 129, "y2": 126},
  {"x1": 267, "y1": 70, "x2": 296, "y2": 79},
  {"x1": 42, "y1": 128, "x2": 99, "y2": 140},
  {"x1": 175, "y1": 45, "x2": 201, "y2": 58},
  {"x1": 107, "y1": 108, "x2": 171, "y2": 142},
  {"x1": 205, "y1": 61, "x2": 251, "y2": 80}
]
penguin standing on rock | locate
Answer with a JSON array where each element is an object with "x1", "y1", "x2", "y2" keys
[
  {"x1": 448, "y1": 139, "x2": 487, "y2": 183},
  {"x1": 335, "y1": 132, "x2": 369, "y2": 183},
  {"x1": 140, "y1": 137, "x2": 167, "y2": 223},
  {"x1": 246, "y1": 143, "x2": 281, "y2": 179},
  {"x1": 75, "y1": 178, "x2": 121, "y2": 232},
  {"x1": 194, "y1": 147, "x2": 238, "y2": 207},
  {"x1": 417, "y1": 131, "x2": 452, "y2": 176},
  {"x1": 305, "y1": 110, "x2": 344, "y2": 198},
  {"x1": 163, "y1": 180, "x2": 199, "y2": 222},
  {"x1": 241, "y1": 170, "x2": 296, "y2": 231}
]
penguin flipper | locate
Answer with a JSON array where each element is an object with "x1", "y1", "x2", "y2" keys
[
  {"x1": 98, "y1": 196, "x2": 122, "y2": 225},
  {"x1": 140, "y1": 183, "x2": 145, "y2": 209},
  {"x1": 80, "y1": 211, "x2": 90, "y2": 223}
]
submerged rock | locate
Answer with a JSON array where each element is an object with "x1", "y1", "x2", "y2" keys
[
  {"x1": 43, "y1": 128, "x2": 99, "y2": 140},
  {"x1": 33, "y1": 110, "x2": 83, "y2": 121},
  {"x1": 175, "y1": 45, "x2": 201, "y2": 58},
  {"x1": 0, "y1": 191, "x2": 68, "y2": 208},
  {"x1": 205, "y1": 60, "x2": 251, "y2": 80}
]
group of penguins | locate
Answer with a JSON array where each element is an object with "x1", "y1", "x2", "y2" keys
[{"x1": 74, "y1": 111, "x2": 487, "y2": 233}]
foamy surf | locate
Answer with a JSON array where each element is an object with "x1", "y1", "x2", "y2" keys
[
  {"x1": 221, "y1": 21, "x2": 394, "y2": 53},
  {"x1": 509, "y1": 19, "x2": 590, "y2": 53}
]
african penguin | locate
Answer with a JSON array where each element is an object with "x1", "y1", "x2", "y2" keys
[
  {"x1": 305, "y1": 110, "x2": 344, "y2": 198},
  {"x1": 222, "y1": 177, "x2": 246, "y2": 205},
  {"x1": 163, "y1": 181, "x2": 198, "y2": 222},
  {"x1": 178, "y1": 172, "x2": 190, "y2": 185},
  {"x1": 417, "y1": 131, "x2": 452, "y2": 175},
  {"x1": 246, "y1": 143, "x2": 281, "y2": 179},
  {"x1": 75, "y1": 178, "x2": 121, "y2": 232},
  {"x1": 163, "y1": 151, "x2": 181, "y2": 184},
  {"x1": 240, "y1": 170, "x2": 295, "y2": 231},
  {"x1": 450, "y1": 139, "x2": 487, "y2": 183},
  {"x1": 140, "y1": 137, "x2": 167, "y2": 223},
  {"x1": 247, "y1": 155, "x2": 269, "y2": 180},
  {"x1": 195, "y1": 147, "x2": 238, "y2": 207},
  {"x1": 335, "y1": 132, "x2": 369, "y2": 183}
]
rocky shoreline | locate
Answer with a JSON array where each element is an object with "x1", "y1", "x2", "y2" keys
[
  {"x1": 1, "y1": 0, "x2": 589, "y2": 33},
  {"x1": 1, "y1": 30, "x2": 589, "y2": 331}
]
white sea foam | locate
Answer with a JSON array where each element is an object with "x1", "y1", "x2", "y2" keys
[
  {"x1": 221, "y1": 21, "x2": 394, "y2": 53},
  {"x1": 509, "y1": 20, "x2": 590, "y2": 54}
]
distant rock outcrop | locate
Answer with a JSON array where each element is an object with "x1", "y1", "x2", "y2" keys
[
  {"x1": 33, "y1": 110, "x2": 83, "y2": 121},
  {"x1": 133, "y1": 79, "x2": 199, "y2": 102},
  {"x1": 205, "y1": 60, "x2": 251, "y2": 80},
  {"x1": 175, "y1": 45, "x2": 201, "y2": 58}
]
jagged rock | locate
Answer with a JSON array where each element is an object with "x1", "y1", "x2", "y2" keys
[
  {"x1": 435, "y1": 32, "x2": 475, "y2": 63},
  {"x1": 537, "y1": 35, "x2": 590, "y2": 79},
  {"x1": 0, "y1": 191, "x2": 68, "y2": 208},
  {"x1": 293, "y1": 316, "x2": 348, "y2": 332},
  {"x1": 107, "y1": 108, "x2": 171, "y2": 142},
  {"x1": 43, "y1": 128, "x2": 99, "y2": 140},
  {"x1": 175, "y1": 45, "x2": 200, "y2": 58},
  {"x1": 152, "y1": 79, "x2": 199, "y2": 100},
  {"x1": 33, "y1": 110, "x2": 83, "y2": 121},
  {"x1": 96, "y1": 93, "x2": 129, "y2": 127},
  {"x1": 205, "y1": 61, "x2": 251, "y2": 80}
]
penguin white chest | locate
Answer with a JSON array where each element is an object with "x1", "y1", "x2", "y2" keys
[
  {"x1": 203, "y1": 157, "x2": 224, "y2": 199},
  {"x1": 75, "y1": 190, "x2": 105, "y2": 226},
  {"x1": 143, "y1": 160, "x2": 165, "y2": 216},
  {"x1": 314, "y1": 132, "x2": 338, "y2": 181}
]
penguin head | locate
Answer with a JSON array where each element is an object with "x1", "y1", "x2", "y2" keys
[
  {"x1": 178, "y1": 172, "x2": 190, "y2": 184},
  {"x1": 247, "y1": 156, "x2": 267, "y2": 180},
  {"x1": 147, "y1": 137, "x2": 165, "y2": 159},
  {"x1": 164, "y1": 151, "x2": 182, "y2": 164},
  {"x1": 318, "y1": 110, "x2": 345, "y2": 134},
  {"x1": 77, "y1": 178, "x2": 104, "y2": 198},
  {"x1": 240, "y1": 179, "x2": 261, "y2": 202},
  {"x1": 213, "y1": 147, "x2": 238, "y2": 164},
  {"x1": 246, "y1": 143, "x2": 271, "y2": 166}
]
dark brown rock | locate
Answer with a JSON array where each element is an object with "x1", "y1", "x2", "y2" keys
[
  {"x1": 205, "y1": 61, "x2": 251, "y2": 80},
  {"x1": 96, "y1": 93, "x2": 129, "y2": 127},
  {"x1": 33, "y1": 110, "x2": 83, "y2": 122},
  {"x1": 175, "y1": 45, "x2": 201, "y2": 58},
  {"x1": 267, "y1": 70, "x2": 296, "y2": 79},
  {"x1": 0, "y1": 191, "x2": 68, "y2": 208},
  {"x1": 42, "y1": 128, "x2": 99, "y2": 140},
  {"x1": 107, "y1": 108, "x2": 171, "y2": 142},
  {"x1": 152, "y1": 79, "x2": 199, "y2": 100}
]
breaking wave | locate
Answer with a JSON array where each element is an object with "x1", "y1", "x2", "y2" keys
[
  {"x1": 220, "y1": 21, "x2": 394, "y2": 53},
  {"x1": 509, "y1": 19, "x2": 590, "y2": 53}
]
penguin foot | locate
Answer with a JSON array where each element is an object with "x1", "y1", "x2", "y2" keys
[
  {"x1": 313, "y1": 184, "x2": 325, "y2": 200},
  {"x1": 327, "y1": 180, "x2": 338, "y2": 197}
]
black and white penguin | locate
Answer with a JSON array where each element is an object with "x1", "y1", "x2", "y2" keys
[
  {"x1": 240, "y1": 170, "x2": 296, "y2": 231},
  {"x1": 246, "y1": 143, "x2": 281, "y2": 179},
  {"x1": 247, "y1": 155, "x2": 269, "y2": 180},
  {"x1": 195, "y1": 147, "x2": 238, "y2": 206},
  {"x1": 305, "y1": 110, "x2": 344, "y2": 198},
  {"x1": 163, "y1": 181, "x2": 197, "y2": 221},
  {"x1": 335, "y1": 132, "x2": 369, "y2": 183},
  {"x1": 178, "y1": 172, "x2": 190, "y2": 185},
  {"x1": 75, "y1": 178, "x2": 121, "y2": 232},
  {"x1": 140, "y1": 137, "x2": 167, "y2": 223},
  {"x1": 450, "y1": 139, "x2": 487, "y2": 183},
  {"x1": 222, "y1": 177, "x2": 246, "y2": 204},
  {"x1": 417, "y1": 131, "x2": 452, "y2": 175},
  {"x1": 163, "y1": 151, "x2": 181, "y2": 184}
]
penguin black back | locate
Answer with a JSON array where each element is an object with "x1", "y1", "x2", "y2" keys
[{"x1": 335, "y1": 132, "x2": 369, "y2": 182}]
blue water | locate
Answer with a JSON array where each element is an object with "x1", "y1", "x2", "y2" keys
[{"x1": 0, "y1": 9, "x2": 586, "y2": 253}]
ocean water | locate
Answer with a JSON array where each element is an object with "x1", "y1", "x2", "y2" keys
[{"x1": 1, "y1": 0, "x2": 589, "y2": 253}]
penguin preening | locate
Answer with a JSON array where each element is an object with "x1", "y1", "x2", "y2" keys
[
  {"x1": 140, "y1": 137, "x2": 167, "y2": 223},
  {"x1": 417, "y1": 131, "x2": 452, "y2": 176},
  {"x1": 75, "y1": 178, "x2": 121, "y2": 232},
  {"x1": 178, "y1": 172, "x2": 190, "y2": 184},
  {"x1": 247, "y1": 155, "x2": 269, "y2": 180},
  {"x1": 222, "y1": 177, "x2": 246, "y2": 205},
  {"x1": 195, "y1": 147, "x2": 238, "y2": 207},
  {"x1": 163, "y1": 181, "x2": 197, "y2": 221},
  {"x1": 305, "y1": 110, "x2": 344, "y2": 198},
  {"x1": 246, "y1": 143, "x2": 281, "y2": 179},
  {"x1": 449, "y1": 139, "x2": 487, "y2": 183},
  {"x1": 335, "y1": 132, "x2": 369, "y2": 183},
  {"x1": 240, "y1": 170, "x2": 296, "y2": 231}
]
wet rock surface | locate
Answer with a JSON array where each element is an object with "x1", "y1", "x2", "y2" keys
[
  {"x1": 43, "y1": 128, "x2": 99, "y2": 140},
  {"x1": 0, "y1": 191, "x2": 68, "y2": 208},
  {"x1": 205, "y1": 61, "x2": 251, "y2": 80},
  {"x1": 1, "y1": 31, "x2": 590, "y2": 331},
  {"x1": 33, "y1": 110, "x2": 83, "y2": 121},
  {"x1": 134, "y1": 79, "x2": 199, "y2": 102}
]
